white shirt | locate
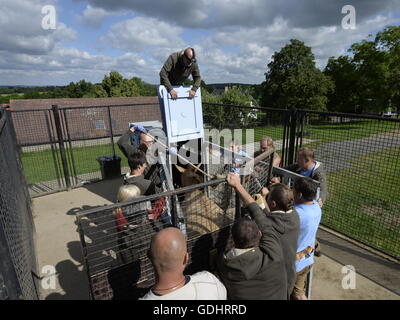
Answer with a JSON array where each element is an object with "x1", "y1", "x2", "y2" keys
[{"x1": 140, "y1": 271, "x2": 227, "y2": 300}]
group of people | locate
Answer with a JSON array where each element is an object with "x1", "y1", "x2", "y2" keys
[
  {"x1": 138, "y1": 143, "x2": 327, "y2": 300},
  {"x1": 112, "y1": 48, "x2": 328, "y2": 300}
]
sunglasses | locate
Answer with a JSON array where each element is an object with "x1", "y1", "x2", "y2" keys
[{"x1": 183, "y1": 54, "x2": 196, "y2": 65}]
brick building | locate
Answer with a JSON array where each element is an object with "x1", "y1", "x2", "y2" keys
[{"x1": 9, "y1": 97, "x2": 161, "y2": 146}]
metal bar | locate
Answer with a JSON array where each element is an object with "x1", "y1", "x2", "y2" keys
[
  {"x1": 44, "y1": 110, "x2": 62, "y2": 189},
  {"x1": 59, "y1": 103, "x2": 160, "y2": 111},
  {"x1": 76, "y1": 215, "x2": 94, "y2": 300},
  {"x1": 52, "y1": 105, "x2": 71, "y2": 189},
  {"x1": 288, "y1": 108, "x2": 298, "y2": 165},
  {"x1": 299, "y1": 112, "x2": 304, "y2": 148},
  {"x1": 76, "y1": 177, "x2": 227, "y2": 217},
  {"x1": 62, "y1": 109, "x2": 78, "y2": 184},
  {"x1": 281, "y1": 113, "x2": 288, "y2": 166},
  {"x1": 107, "y1": 106, "x2": 116, "y2": 158}
]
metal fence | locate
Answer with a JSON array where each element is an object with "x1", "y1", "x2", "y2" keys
[
  {"x1": 295, "y1": 110, "x2": 400, "y2": 260},
  {"x1": 10, "y1": 103, "x2": 162, "y2": 197},
  {"x1": 76, "y1": 166, "x2": 236, "y2": 300},
  {"x1": 9, "y1": 102, "x2": 400, "y2": 260},
  {"x1": 0, "y1": 107, "x2": 39, "y2": 300}
]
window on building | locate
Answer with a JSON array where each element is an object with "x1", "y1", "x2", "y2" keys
[{"x1": 94, "y1": 120, "x2": 105, "y2": 130}]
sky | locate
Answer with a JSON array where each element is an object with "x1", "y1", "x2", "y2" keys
[{"x1": 0, "y1": 0, "x2": 399, "y2": 86}]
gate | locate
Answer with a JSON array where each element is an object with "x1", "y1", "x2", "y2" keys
[{"x1": 10, "y1": 107, "x2": 73, "y2": 196}]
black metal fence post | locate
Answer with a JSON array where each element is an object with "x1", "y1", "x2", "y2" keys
[
  {"x1": 52, "y1": 105, "x2": 71, "y2": 189},
  {"x1": 287, "y1": 108, "x2": 298, "y2": 165},
  {"x1": 107, "y1": 106, "x2": 116, "y2": 158}
]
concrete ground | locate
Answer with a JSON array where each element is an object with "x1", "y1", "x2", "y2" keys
[{"x1": 32, "y1": 178, "x2": 399, "y2": 300}]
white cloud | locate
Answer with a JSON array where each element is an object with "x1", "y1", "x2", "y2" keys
[
  {"x1": 80, "y1": 0, "x2": 400, "y2": 29},
  {"x1": 102, "y1": 17, "x2": 185, "y2": 51},
  {"x1": 78, "y1": 5, "x2": 127, "y2": 28},
  {"x1": 0, "y1": 0, "x2": 399, "y2": 86},
  {"x1": 196, "y1": 14, "x2": 400, "y2": 83},
  {"x1": 0, "y1": 0, "x2": 77, "y2": 55}
]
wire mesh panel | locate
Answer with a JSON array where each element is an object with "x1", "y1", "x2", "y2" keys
[
  {"x1": 0, "y1": 108, "x2": 38, "y2": 300},
  {"x1": 203, "y1": 103, "x2": 290, "y2": 165},
  {"x1": 298, "y1": 111, "x2": 400, "y2": 259},
  {"x1": 10, "y1": 103, "x2": 163, "y2": 196},
  {"x1": 77, "y1": 173, "x2": 238, "y2": 300},
  {"x1": 10, "y1": 109, "x2": 66, "y2": 196},
  {"x1": 61, "y1": 106, "x2": 115, "y2": 184}
]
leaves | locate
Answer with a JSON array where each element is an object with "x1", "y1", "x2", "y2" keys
[{"x1": 263, "y1": 39, "x2": 333, "y2": 111}]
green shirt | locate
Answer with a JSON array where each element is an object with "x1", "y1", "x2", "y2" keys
[{"x1": 159, "y1": 51, "x2": 201, "y2": 93}]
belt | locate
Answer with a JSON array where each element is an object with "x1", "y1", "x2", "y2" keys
[{"x1": 296, "y1": 246, "x2": 314, "y2": 261}]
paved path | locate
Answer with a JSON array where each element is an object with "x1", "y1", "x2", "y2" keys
[{"x1": 312, "y1": 132, "x2": 400, "y2": 173}]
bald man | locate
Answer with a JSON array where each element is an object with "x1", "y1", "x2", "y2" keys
[
  {"x1": 140, "y1": 227, "x2": 227, "y2": 300},
  {"x1": 159, "y1": 48, "x2": 201, "y2": 99}
]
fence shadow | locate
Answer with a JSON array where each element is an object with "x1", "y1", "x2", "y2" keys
[
  {"x1": 45, "y1": 241, "x2": 90, "y2": 300},
  {"x1": 81, "y1": 176, "x2": 124, "y2": 203}
]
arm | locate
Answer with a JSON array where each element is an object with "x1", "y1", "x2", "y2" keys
[
  {"x1": 159, "y1": 55, "x2": 174, "y2": 93},
  {"x1": 226, "y1": 173, "x2": 254, "y2": 205},
  {"x1": 226, "y1": 173, "x2": 280, "y2": 254},
  {"x1": 246, "y1": 202, "x2": 282, "y2": 256},
  {"x1": 117, "y1": 130, "x2": 136, "y2": 158},
  {"x1": 191, "y1": 63, "x2": 201, "y2": 92},
  {"x1": 314, "y1": 168, "x2": 328, "y2": 204},
  {"x1": 273, "y1": 153, "x2": 282, "y2": 167}
]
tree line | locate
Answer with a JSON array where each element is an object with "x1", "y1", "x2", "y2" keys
[{"x1": 0, "y1": 72, "x2": 157, "y2": 104}]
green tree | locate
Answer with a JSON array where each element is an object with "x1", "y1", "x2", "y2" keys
[
  {"x1": 131, "y1": 77, "x2": 156, "y2": 96},
  {"x1": 263, "y1": 39, "x2": 333, "y2": 110},
  {"x1": 324, "y1": 56, "x2": 359, "y2": 112},
  {"x1": 95, "y1": 71, "x2": 140, "y2": 97},
  {"x1": 375, "y1": 26, "x2": 400, "y2": 113},
  {"x1": 202, "y1": 87, "x2": 259, "y2": 128}
]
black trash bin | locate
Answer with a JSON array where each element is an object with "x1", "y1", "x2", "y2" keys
[{"x1": 97, "y1": 156, "x2": 121, "y2": 179}]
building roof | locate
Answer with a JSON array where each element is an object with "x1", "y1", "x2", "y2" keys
[{"x1": 9, "y1": 96, "x2": 159, "y2": 110}]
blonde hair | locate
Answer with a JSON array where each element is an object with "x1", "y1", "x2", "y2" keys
[
  {"x1": 117, "y1": 184, "x2": 141, "y2": 202},
  {"x1": 261, "y1": 136, "x2": 275, "y2": 149}
]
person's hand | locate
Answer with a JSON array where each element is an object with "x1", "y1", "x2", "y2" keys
[
  {"x1": 169, "y1": 89, "x2": 178, "y2": 99},
  {"x1": 318, "y1": 199, "x2": 324, "y2": 208},
  {"x1": 168, "y1": 147, "x2": 178, "y2": 155},
  {"x1": 261, "y1": 187, "x2": 269, "y2": 197},
  {"x1": 188, "y1": 89, "x2": 196, "y2": 99},
  {"x1": 226, "y1": 172, "x2": 241, "y2": 188},
  {"x1": 270, "y1": 177, "x2": 280, "y2": 184},
  {"x1": 134, "y1": 124, "x2": 146, "y2": 132}
]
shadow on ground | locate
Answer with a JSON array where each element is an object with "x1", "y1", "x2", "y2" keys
[
  {"x1": 81, "y1": 176, "x2": 124, "y2": 203},
  {"x1": 45, "y1": 241, "x2": 89, "y2": 300}
]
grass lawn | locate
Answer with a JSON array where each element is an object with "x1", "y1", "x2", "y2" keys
[
  {"x1": 322, "y1": 146, "x2": 400, "y2": 258},
  {"x1": 21, "y1": 143, "x2": 129, "y2": 184}
]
